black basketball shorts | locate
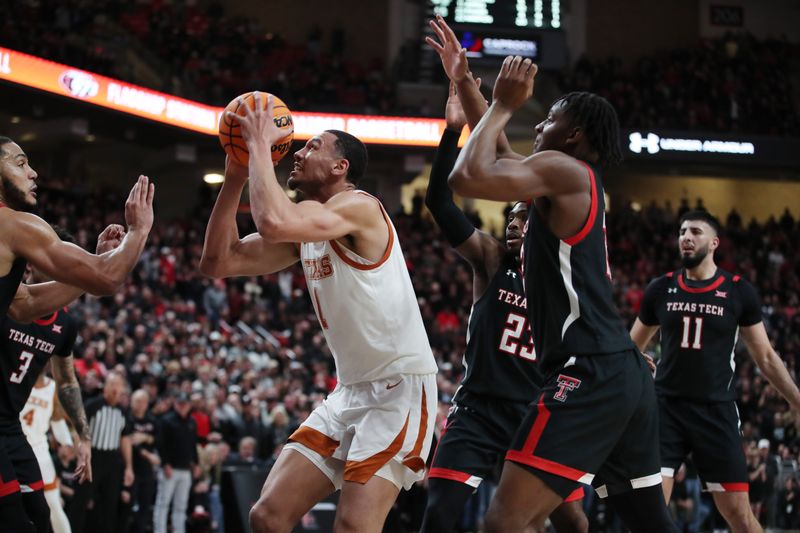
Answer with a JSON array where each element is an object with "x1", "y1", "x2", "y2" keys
[
  {"x1": 658, "y1": 395, "x2": 748, "y2": 492},
  {"x1": 430, "y1": 390, "x2": 583, "y2": 502},
  {"x1": 506, "y1": 349, "x2": 661, "y2": 499},
  {"x1": 0, "y1": 431, "x2": 44, "y2": 499}
]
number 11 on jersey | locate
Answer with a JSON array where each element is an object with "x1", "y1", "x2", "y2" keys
[{"x1": 680, "y1": 316, "x2": 704, "y2": 350}]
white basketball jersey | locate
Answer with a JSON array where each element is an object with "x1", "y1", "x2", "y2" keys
[
  {"x1": 21, "y1": 377, "x2": 56, "y2": 447},
  {"x1": 300, "y1": 192, "x2": 437, "y2": 385}
]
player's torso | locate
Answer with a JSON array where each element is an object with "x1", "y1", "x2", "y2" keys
[
  {"x1": 653, "y1": 270, "x2": 745, "y2": 401},
  {"x1": 20, "y1": 377, "x2": 55, "y2": 446},
  {"x1": 0, "y1": 257, "x2": 27, "y2": 318},
  {"x1": 299, "y1": 193, "x2": 436, "y2": 385},
  {"x1": 522, "y1": 162, "x2": 633, "y2": 373},
  {"x1": 458, "y1": 255, "x2": 543, "y2": 403},
  {"x1": 0, "y1": 309, "x2": 74, "y2": 433}
]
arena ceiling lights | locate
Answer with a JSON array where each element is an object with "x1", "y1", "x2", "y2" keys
[{"x1": 0, "y1": 47, "x2": 468, "y2": 147}]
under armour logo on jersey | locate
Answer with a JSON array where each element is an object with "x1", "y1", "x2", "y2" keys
[
  {"x1": 52, "y1": 324, "x2": 62, "y2": 334},
  {"x1": 506, "y1": 269, "x2": 517, "y2": 278},
  {"x1": 668, "y1": 288, "x2": 677, "y2": 294},
  {"x1": 553, "y1": 374, "x2": 581, "y2": 402},
  {"x1": 715, "y1": 290, "x2": 727, "y2": 299}
]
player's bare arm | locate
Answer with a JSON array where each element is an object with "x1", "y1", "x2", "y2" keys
[
  {"x1": 52, "y1": 353, "x2": 93, "y2": 483},
  {"x1": 425, "y1": 81, "x2": 504, "y2": 298},
  {"x1": 740, "y1": 322, "x2": 800, "y2": 413},
  {"x1": 630, "y1": 319, "x2": 660, "y2": 373},
  {"x1": 2, "y1": 175, "x2": 153, "y2": 322},
  {"x1": 200, "y1": 156, "x2": 299, "y2": 278},
  {"x1": 449, "y1": 57, "x2": 586, "y2": 202},
  {"x1": 427, "y1": 15, "x2": 522, "y2": 161},
  {"x1": 228, "y1": 92, "x2": 388, "y2": 258}
]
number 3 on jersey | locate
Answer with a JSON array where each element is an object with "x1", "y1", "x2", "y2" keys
[
  {"x1": 499, "y1": 313, "x2": 536, "y2": 361},
  {"x1": 10, "y1": 350, "x2": 34, "y2": 384}
]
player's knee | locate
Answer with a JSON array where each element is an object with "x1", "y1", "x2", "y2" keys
[
  {"x1": 554, "y1": 508, "x2": 588, "y2": 533},
  {"x1": 484, "y1": 503, "x2": 543, "y2": 533},
  {"x1": 249, "y1": 495, "x2": 289, "y2": 533},
  {"x1": 718, "y1": 499, "x2": 756, "y2": 531},
  {"x1": 421, "y1": 497, "x2": 458, "y2": 532}
]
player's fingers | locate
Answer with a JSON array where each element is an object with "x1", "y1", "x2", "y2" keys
[
  {"x1": 147, "y1": 182, "x2": 155, "y2": 205},
  {"x1": 253, "y1": 91, "x2": 264, "y2": 115},
  {"x1": 510, "y1": 55, "x2": 523, "y2": 74},
  {"x1": 138, "y1": 175, "x2": 149, "y2": 204},
  {"x1": 440, "y1": 15, "x2": 460, "y2": 45},
  {"x1": 424, "y1": 36, "x2": 444, "y2": 54},
  {"x1": 428, "y1": 19, "x2": 446, "y2": 44},
  {"x1": 237, "y1": 96, "x2": 250, "y2": 118},
  {"x1": 500, "y1": 55, "x2": 513, "y2": 77},
  {"x1": 265, "y1": 93, "x2": 274, "y2": 118}
]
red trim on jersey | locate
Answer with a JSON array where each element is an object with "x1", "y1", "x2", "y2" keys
[
  {"x1": 733, "y1": 275, "x2": 741, "y2": 282},
  {"x1": 428, "y1": 467, "x2": 477, "y2": 484},
  {"x1": 34, "y1": 311, "x2": 58, "y2": 326},
  {"x1": 329, "y1": 192, "x2": 394, "y2": 271},
  {"x1": 564, "y1": 487, "x2": 585, "y2": 502},
  {"x1": 25, "y1": 480, "x2": 44, "y2": 492},
  {"x1": 0, "y1": 478, "x2": 20, "y2": 498},
  {"x1": 677, "y1": 273, "x2": 725, "y2": 293},
  {"x1": 721, "y1": 482, "x2": 749, "y2": 492},
  {"x1": 520, "y1": 394, "x2": 550, "y2": 454},
  {"x1": 563, "y1": 162, "x2": 598, "y2": 246},
  {"x1": 505, "y1": 451, "x2": 590, "y2": 482},
  {"x1": 666, "y1": 271, "x2": 674, "y2": 278}
]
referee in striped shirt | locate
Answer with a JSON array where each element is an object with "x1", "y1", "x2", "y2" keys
[{"x1": 69, "y1": 372, "x2": 135, "y2": 533}]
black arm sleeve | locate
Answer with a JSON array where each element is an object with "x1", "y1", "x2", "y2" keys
[{"x1": 424, "y1": 128, "x2": 476, "y2": 247}]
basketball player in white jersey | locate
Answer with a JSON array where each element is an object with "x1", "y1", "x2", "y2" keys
[
  {"x1": 21, "y1": 372, "x2": 74, "y2": 533},
  {"x1": 201, "y1": 92, "x2": 437, "y2": 533}
]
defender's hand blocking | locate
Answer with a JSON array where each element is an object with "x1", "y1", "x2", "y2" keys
[
  {"x1": 493, "y1": 56, "x2": 538, "y2": 111},
  {"x1": 226, "y1": 92, "x2": 293, "y2": 151},
  {"x1": 426, "y1": 15, "x2": 470, "y2": 82},
  {"x1": 445, "y1": 79, "x2": 482, "y2": 131},
  {"x1": 74, "y1": 439, "x2": 92, "y2": 483},
  {"x1": 124, "y1": 175, "x2": 155, "y2": 233},
  {"x1": 96, "y1": 224, "x2": 126, "y2": 254}
]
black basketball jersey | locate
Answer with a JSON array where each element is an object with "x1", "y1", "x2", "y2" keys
[
  {"x1": 521, "y1": 160, "x2": 633, "y2": 374},
  {"x1": 455, "y1": 254, "x2": 542, "y2": 403},
  {"x1": 639, "y1": 269, "x2": 762, "y2": 401},
  {"x1": 0, "y1": 308, "x2": 78, "y2": 433},
  {"x1": 0, "y1": 258, "x2": 26, "y2": 320}
]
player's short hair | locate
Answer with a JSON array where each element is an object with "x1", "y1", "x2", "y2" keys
[
  {"x1": 51, "y1": 225, "x2": 75, "y2": 244},
  {"x1": 325, "y1": 129, "x2": 368, "y2": 186},
  {"x1": 552, "y1": 92, "x2": 623, "y2": 167},
  {"x1": 0, "y1": 136, "x2": 14, "y2": 156},
  {"x1": 680, "y1": 209, "x2": 722, "y2": 236}
]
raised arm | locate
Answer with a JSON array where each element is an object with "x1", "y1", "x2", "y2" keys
[
  {"x1": 741, "y1": 322, "x2": 800, "y2": 413},
  {"x1": 4, "y1": 176, "x2": 153, "y2": 310},
  {"x1": 52, "y1": 354, "x2": 92, "y2": 482},
  {"x1": 425, "y1": 81, "x2": 503, "y2": 282},
  {"x1": 427, "y1": 15, "x2": 522, "y2": 160},
  {"x1": 228, "y1": 93, "x2": 385, "y2": 246},
  {"x1": 199, "y1": 156, "x2": 299, "y2": 278},
  {"x1": 449, "y1": 57, "x2": 585, "y2": 202}
]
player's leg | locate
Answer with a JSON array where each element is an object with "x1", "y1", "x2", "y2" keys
[
  {"x1": 249, "y1": 447, "x2": 336, "y2": 533},
  {"x1": 21, "y1": 491, "x2": 50, "y2": 533},
  {"x1": 692, "y1": 401, "x2": 759, "y2": 533},
  {"x1": 711, "y1": 492, "x2": 762, "y2": 533},
  {"x1": 0, "y1": 437, "x2": 37, "y2": 532},
  {"x1": 334, "y1": 476, "x2": 401, "y2": 533},
  {"x1": 549, "y1": 495, "x2": 589, "y2": 533},
  {"x1": 484, "y1": 462, "x2": 565, "y2": 531},
  {"x1": 420, "y1": 478, "x2": 476, "y2": 532},
  {"x1": 10, "y1": 435, "x2": 50, "y2": 533},
  {"x1": 43, "y1": 486, "x2": 71, "y2": 533},
  {"x1": 657, "y1": 395, "x2": 690, "y2": 504},
  {"x1": 605, "y1": 485, "x2": 678, "y2": 532}
]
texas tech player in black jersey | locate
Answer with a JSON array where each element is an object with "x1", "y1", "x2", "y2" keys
[
  {"x1": 442, "y1": 41, "x2": 675, "y2": 531},
  {"x1": 632, "y1": 210, "x2": 800, "y2": 532},
  {"x1": 419, "y1": 83, "x2": 586, "y2": 533}
]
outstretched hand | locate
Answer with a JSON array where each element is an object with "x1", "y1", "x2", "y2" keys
[
  {"x1": 124, "y1": 175, "x2": 155, "y2": 234},
  {"x1": 493, "y1": 55, "x2": 538, "y2": 111},
  {"x1": 426, "y1": 15, "x2": 470, "y2": 82},
  {"x1": 96, "y1": 224, "x2": 126, "y2": 254},
  {"x1": 226, "y1": 92, "x2": 294, "y2": 151},
  {"x1": 445, "y1": 78, "x2": 482, "y2": 131},
  {"x1": 74, "y1": 439, "x2": 92, "y2": 484}
]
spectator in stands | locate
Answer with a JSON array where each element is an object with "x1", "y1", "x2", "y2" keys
[{"x1": 777, "y1": 475, "x2": 800, "y2": 529}]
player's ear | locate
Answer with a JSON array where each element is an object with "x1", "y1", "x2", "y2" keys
[
  {"x1": 331, "y1": 158, "x2": 350, "y2": 178},
  {"x1": 710, "y1": 234, "x2": 720, "y2": 251},
  {"x1": 564, "y1": 126, "x2": 583, "y2": 146}
]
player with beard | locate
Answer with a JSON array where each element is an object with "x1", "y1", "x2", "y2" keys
[
  {"x1": 426, "y1": 16, "x2": 676, "y2": 533},
  {"x1": 631, "y1": 210, "x2": 800, "y2": 532},
  {"x1": 0, "y1": 137, "x2": 154, "y2": 532},
  {"x1": 201, "y1": 94, "x2": 437, "y2": 533},
  {"x1": 420, "y1": 82, "x2": 586, "y2": 533}
]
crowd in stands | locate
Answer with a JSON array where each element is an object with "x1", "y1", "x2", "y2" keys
[
  {"x1": 31, "y1": 179, "x2": 799, "y2": 531},
  {"x1": 3, "y1": 2, "x2": 797, "y2": 134},
  {"x1": 561, "y1": 32, "x2": 798, "y2": 135}
]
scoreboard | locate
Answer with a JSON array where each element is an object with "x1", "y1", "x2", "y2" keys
[{"x1": 430, "y1": 0, "x2": 562, "y2": 30}]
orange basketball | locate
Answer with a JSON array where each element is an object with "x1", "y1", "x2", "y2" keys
[{"x1": 218, "y1": 92, "x2": 294, "y2": 165}]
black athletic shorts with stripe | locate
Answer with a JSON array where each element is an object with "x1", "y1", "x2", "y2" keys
[
  {"x1": 659, "y1": 395, "x2": 748, "y2": 492},
  {"x1": 0, "y1": 431, "x2": 43, "y2": 499},
  {"x1": 506, "y1": 349, "x2": 661, "y2": 498},
  {"x1": 430, "y1": 389, "x2": 583, "y2": 502}
]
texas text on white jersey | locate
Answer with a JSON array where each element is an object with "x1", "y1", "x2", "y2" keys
[
  {"x1": 300, "y1": 191, "x2": 437, "y2": 385},
  {"x1": 20, "y1": 376, "x2": 55, "y2": 447}
]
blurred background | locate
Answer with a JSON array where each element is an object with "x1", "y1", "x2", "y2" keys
[{"x1": 0, "y1": 0, "x2": 798, "y2": 531}]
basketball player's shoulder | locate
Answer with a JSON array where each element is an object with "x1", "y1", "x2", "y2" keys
[
  {"x1": 326, "y1": 190, "x2": 384, "y2": 221},
  {"x1": 649, "y1": 271, "x2": 676, "y2": 289}
]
